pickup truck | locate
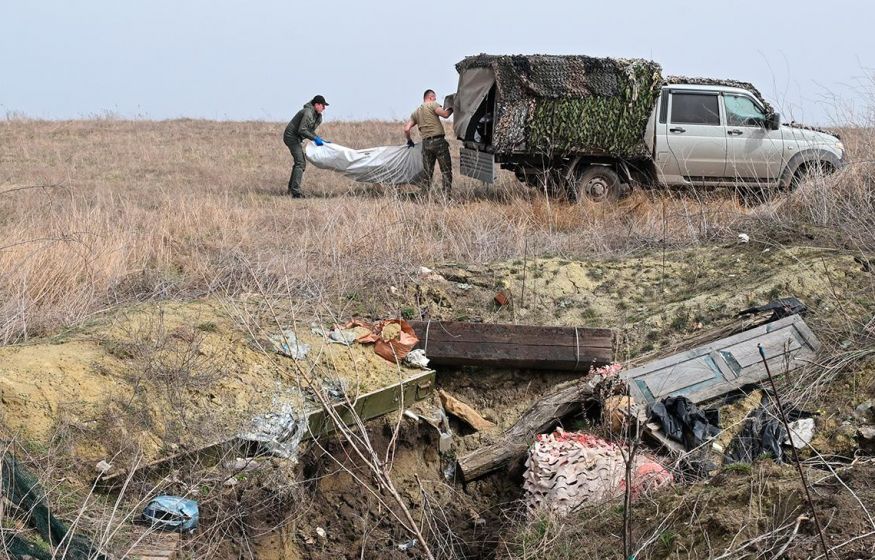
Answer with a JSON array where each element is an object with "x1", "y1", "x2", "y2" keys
[{"x1": 452, "y1": 55, "x2": 845, "y2": 200}]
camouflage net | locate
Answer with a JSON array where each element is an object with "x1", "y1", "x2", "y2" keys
[
  {"x1": 1, "y1": 452, "x2": 108, "y2": 559},
  {"x1": 456, "y1": 55, "x2": 776, "y2": 157},
  {"x1": 456, "y1": 54, "x2": 663, "y2": 157},
  {"x1": 523, "y1": 428, "x2": 673, "y2": 516},
  {"x1": 665, "y1": 75, "x2": 775, "y2": 115}
]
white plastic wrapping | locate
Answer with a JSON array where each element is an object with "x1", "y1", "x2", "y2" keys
[{"x1": 305, "y1": 142, "x2": 424, "y2": 185}]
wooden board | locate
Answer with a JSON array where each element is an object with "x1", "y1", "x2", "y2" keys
[
  {"x1": 98, "y1": 370, "x2": 435, "y2": 490},
  {"x1": 409, "y1": 320, "x2": 613, "y2": 371},
  {"x1": 622, "y1": 314, "x2": 819, "y2": 405},
  {"x1": 456, "y1": 376, "x2": 598, "y2": 481},
  {"x1": 128, "y1": 530, "x2": 180, "y2": 560},
  {"x1": 306, "y1": 370, "x2": 435, "y2": 436}
]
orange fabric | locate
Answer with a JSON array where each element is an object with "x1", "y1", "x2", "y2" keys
[{"x1": 341, "y1": 318, "x2": 419, "y2": 364}]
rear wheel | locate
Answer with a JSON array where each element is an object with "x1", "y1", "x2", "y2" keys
[{"x1": 568, "y1": 165, "x2": 628, "y2": 202}]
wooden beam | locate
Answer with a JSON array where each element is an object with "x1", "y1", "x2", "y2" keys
[
  {"x1": 409, "y1": 321, "x2": 613, "y2": 371},
  {"x1": 456, "y1": 375, "x2": 600, "y2": 481}
]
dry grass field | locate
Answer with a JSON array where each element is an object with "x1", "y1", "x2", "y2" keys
[
  {"x1": 3, "y1": 118, "x2": 872, "y2": 346},
  {"x1": 2, "y1": 117, "x2": 875, "y2": 559}
]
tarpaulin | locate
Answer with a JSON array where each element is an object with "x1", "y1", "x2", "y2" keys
[{"x1": 305, "y1": 142, "x2": 425, "y2": 185}]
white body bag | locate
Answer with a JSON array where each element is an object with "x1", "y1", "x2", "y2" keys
[{"x1": 305, "y1": 142, "x2": 425, "y2": 185}]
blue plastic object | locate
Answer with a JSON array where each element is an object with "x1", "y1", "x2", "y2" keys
[
  {"x1": 142, "y1": 496, "x2": 199, "y2": 533},
  {"x1": 314, "y1": 136, "x2": 325, "y2": 146}
]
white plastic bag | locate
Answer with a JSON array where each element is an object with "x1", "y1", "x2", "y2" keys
[{"x1": 305, "y1": 142, "x2": 424, "y2": 185}]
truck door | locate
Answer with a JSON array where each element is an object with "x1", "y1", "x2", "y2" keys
[
  {"x1": 723, "y1": 93, "x2": 783, "y2": 183},
  {"x1": 663, "y1": 91, "x2": 726, "y2": 180}
]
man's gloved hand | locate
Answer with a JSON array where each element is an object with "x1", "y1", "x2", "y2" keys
[
  {"x1": 406, "y1": 139, "x2": 415, "y2": 148},
  {"x1": 314, "y1": 136, "x2": 325, "y2": 146}
]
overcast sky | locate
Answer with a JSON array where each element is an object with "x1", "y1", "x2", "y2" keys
[{"x1": 1, "y1": 0, "x2": 872, "y2": 124}]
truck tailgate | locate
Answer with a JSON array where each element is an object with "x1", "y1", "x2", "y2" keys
[{"x1": 460, "y1": 147, "x2": 495, "y2": 183}]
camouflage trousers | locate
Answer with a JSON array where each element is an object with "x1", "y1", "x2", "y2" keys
[{"x1": 420, "y1": 136, "x2": 452, "y2": 194}]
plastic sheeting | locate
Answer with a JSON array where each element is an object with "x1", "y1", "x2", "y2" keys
[
  {"x1": 305, "y1": 142, "x2": 424, "y2": 185},
  {"x1": 649, "y1": 396, "x2": 720, "y2": 451}
]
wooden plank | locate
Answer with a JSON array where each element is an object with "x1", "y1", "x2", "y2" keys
[
  {"x1": 456, "y1": 376, "x2": 600, "y2": 481},
  {"x1": 623, "y1": 315, "x2": 818, "y2": 406},
  {"x1": 411, "y1": 320, "x2": 613, "y2": 345},
  {"x1": 307, "y1": 370, "x2": 435, "y2": 436},
  {"x1": 409, "y1": 321, "x2": 614, "y2": 371},
  {"x1": 128, "y1": 531, "x2": 180, "y2": 560}
]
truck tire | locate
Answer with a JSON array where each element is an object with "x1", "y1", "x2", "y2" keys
[
  {"x1": 779, "y1": 150, "x2": 841, "y2": 190},
  {"x1": 569, "y1": 165, "x2": 627, "y2": 202}
]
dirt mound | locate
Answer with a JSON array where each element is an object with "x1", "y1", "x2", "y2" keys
[
  {"x1": 0, "y1": 300, "x2": 424, "y2": 465},
  {"x1": 410, "y1": 245, "x2": 863, "y2": 358}
]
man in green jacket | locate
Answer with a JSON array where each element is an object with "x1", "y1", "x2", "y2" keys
[{"x1": 283, "y1": 95, "x2": 329, "y2": 198}]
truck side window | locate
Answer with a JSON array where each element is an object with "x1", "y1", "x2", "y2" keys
[
  {"x1": 724, "y1": 94, "x2": 766, "y2": 127},
  {"x1": 670, "y1": 93, "x2": 720, "y2": 126}
]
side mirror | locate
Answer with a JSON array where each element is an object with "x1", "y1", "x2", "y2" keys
[{"x1": 766, "y1": 112, "x2": 781, "y2": 130}]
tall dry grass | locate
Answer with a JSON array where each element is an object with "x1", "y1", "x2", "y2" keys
[{"x1": 1, "y1": 117, "x2": 873, "y2": 344}]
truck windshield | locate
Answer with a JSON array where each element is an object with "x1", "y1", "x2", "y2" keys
[{"x1": 724, "y1": 94, "x2": 766, "y2": 126}]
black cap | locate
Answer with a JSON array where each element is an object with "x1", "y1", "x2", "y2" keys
[{"x1": 311, "y1": 95, "x2": 329, "y2": 106}]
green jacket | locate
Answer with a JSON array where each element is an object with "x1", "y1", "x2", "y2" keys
[{"x1": 284, "y1": 103, "x2": 322, "y2": 144}]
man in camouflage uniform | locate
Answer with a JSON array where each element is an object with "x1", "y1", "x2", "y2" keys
[
  {"x1": 283, "y1": 95, "x2": 329, "y2": 198},
  {"x1": 404, "y1": 89, "x2": 453, "y2": 196}
]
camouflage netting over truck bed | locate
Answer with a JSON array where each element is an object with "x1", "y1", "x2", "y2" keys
[
  {"x1": 456, "y1": 55, "x2": 778, "y2": 158},
  {"x1": 456, "y1": 54, "x2": 664, "y2": 157}
]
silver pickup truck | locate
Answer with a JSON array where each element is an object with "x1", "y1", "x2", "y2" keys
[{"x1": 452, "y1": 55, "x2": 845, "y2": 200}]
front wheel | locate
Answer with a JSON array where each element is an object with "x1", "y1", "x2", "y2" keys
[{"x1": 569, "y1": 165, "x2": 629, "y2": 202}]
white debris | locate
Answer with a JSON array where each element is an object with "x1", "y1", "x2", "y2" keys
[
  {"x1": 784, "y1": 417, "x2": 815, "y2": 449},
  {"x1": 268, "y1": 329, "x2": 310, "y2": 359},
  {"x1": 403, "y1": 348, "x2": 430, "y2": 369},
  {"x1": 397, "y1": 539, "x2": 417, "y2": 551},
  {"x1": 327, "y1": 327, "x2": 360, "y2": 346},
  {"x1": 418, "y1": 266, "x2": 433, "y2": 275},
  {"x1": 240, "y1": 398, "x2": 309, "y2": 460},
  {"x1": 316, "y1": 527, "x2": 327, "y2": 539},
  {"x1": 223, "y1": 458, "x2": 260, "y2": 472},
  {"x1": 738, "y1": 233, "x2": 750, "y2": 243},
  {"x1": 95, "y1": 460, "x2": 113, "y2": 475}
]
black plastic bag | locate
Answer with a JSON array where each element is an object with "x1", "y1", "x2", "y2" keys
[{"x1": 649, "y1": 396, "x2": 720, "y2": 451}]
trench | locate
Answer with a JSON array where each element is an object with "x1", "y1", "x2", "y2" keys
[{"x1": 246, "y1": 366, "x2": 584, "y2": 560}]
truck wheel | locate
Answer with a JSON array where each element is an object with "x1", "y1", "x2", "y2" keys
[{"x1": 570, "y1": 166, "x2": 626, "y2": 202}]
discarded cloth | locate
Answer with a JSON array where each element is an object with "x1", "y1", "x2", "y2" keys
[
  {"x1": 523, "y1": 429, "x2": 672, "y2": 516},
  {"x1": 649, "y1": 396, "x2": 720, "y2": 451},
  {"x1": 267, "y1": 329, "x2": 310, "y2": 359},
  {"x1": 305, "y1": 142, "x2": 425, "y2": 184}
]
